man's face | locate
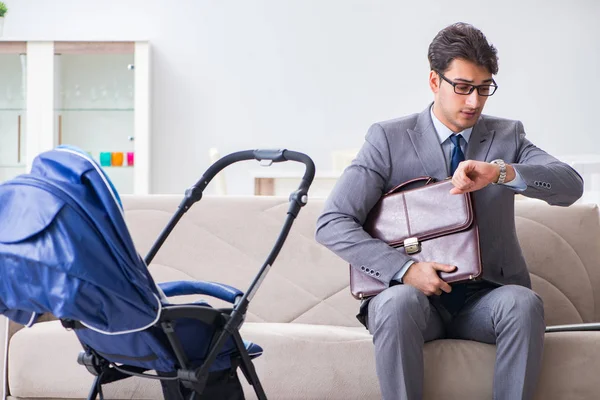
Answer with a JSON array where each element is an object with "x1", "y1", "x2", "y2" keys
[{"x1": 429, "y1": 58, "x2": 494, "y2": 133}]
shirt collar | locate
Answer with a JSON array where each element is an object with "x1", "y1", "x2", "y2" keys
[{"x1": 430, "y1": 105, "x2": 473, "y2": 144}]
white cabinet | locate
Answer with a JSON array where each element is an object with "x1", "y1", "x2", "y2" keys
[
  {"x1": 0, "y1": 40, "x2": 151, "y2": 195},
  {"x1": 0, "y1": 42, "x2": 27, "y2": 181}
]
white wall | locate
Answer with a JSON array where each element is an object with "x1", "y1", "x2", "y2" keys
[{"x1": 4, "y1": 0, "x2": 600, "y2": 195}]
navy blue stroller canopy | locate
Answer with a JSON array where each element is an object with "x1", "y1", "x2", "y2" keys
[{"x1": 0, "y1": 147, "x2": 161, "y2": 332}]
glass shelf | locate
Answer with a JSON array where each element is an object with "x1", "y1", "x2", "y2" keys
[
  {"x1": 0, "y1": 108, "x2": 25, "y2": 111},
  {"x1": 55, "y1": 108, "x2": 134, "y2": 112}
]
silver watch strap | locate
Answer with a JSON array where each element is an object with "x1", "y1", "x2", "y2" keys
[{"x1": 491, "y1": 159, "x2": 507, "y2": 184}]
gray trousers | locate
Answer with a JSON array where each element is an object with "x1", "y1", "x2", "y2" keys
[{"x1": 367, "y1": 284, "x2": 545, "y2": 400}]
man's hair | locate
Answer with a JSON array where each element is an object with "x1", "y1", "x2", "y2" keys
[{"x1": 428, "y1": 22, "x2": 499, "y2": 75}]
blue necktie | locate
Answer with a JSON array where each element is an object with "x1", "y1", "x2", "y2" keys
[
  {"x1": 449, "y1": 134, "x2": 465, "y2": 175},
  {"x1": 441, "y1": 134, "x2": 467, "y2": 315}
]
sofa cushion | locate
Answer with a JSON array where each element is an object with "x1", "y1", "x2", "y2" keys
[
  {"x1": 9, "y1": 320, "x2": 600, "y2": 400},
  {"x1": 8, "y1": 320, "x2": 377, "y2": 399},
  {"x1": 239, "y1": 322, "x2": 379, "y2": 399},
  {"x1": 7, "y1": 321, "x2": 161, "y2": 399}
]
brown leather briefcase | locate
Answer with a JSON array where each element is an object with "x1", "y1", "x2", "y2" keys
[{"x1": 349, "y1": 177, "x2": 482, "y2": 300}]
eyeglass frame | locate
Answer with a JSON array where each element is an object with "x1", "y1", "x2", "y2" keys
[{"x1": 435, "y1": 70, "x2": 498, "y2": 96}]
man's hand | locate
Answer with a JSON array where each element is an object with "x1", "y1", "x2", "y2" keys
[
  {"x1": 449, "y1": 160, "x2": 515, "y2": 194},
  {"x1": 402, "y1": 262, "x2": 457, "y2": 296}
]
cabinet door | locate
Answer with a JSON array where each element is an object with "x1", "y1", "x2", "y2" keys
[
  {"x1": 0, "y1": 42, "x2": 27, "y2": 182},
  {"x1": 54, "y1": 42, "x2": 136, "y2": 194}
]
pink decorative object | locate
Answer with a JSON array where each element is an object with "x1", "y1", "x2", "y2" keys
[{"x1": 127, "y1": 152, "x2": 134, "y2": 166}]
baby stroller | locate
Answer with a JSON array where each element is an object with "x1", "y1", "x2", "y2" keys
[{"x1": 0, "y1": 146, "x2": 315, "y2": 399}]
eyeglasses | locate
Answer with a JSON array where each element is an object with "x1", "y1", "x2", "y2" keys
[{"x1": 436, "y1": 70, "x2": 498, "y2": 97}]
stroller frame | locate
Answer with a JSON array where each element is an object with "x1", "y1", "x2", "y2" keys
[{"x1": 68, "y1": 149, "x2": 315, "y2": 400}]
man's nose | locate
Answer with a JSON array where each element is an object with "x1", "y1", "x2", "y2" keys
[{"x1": 465, "y1": 90, "x2": 481, "y2": 108}]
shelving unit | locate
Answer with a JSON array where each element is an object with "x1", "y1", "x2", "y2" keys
[{"x1": 0, "y1": 40, "x2": 151, "y2": 194}]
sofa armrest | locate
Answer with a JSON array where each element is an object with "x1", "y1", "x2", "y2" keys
[{"x1": 422, "y1": 332, "x2": 600, "y2": 400}]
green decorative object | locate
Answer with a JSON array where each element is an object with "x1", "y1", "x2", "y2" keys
[{"x1": 0, "y1": 2, "x2": 7, "y2": 37}]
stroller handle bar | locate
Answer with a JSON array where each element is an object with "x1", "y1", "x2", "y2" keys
[
  {"x1": 144, "y1": 148, "x2": 315, "y2": 268},
  {"x1": 180, "y1": 149, "x2": 316, "y2": 211}
]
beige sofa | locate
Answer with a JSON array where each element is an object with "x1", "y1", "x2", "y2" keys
[{"x1": 2, "y1": 196, "x2": 600, "y2": 399}]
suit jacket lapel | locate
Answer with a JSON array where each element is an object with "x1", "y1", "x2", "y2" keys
[
  {"x1": 466, "y1": 117, "x2": 495, "y2": 162},
  {"x1": 407, "y1": 106, "x2": 449, "y2": 179}
]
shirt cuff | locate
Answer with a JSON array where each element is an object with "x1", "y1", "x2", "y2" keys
[
  {"x1": 501, "y1": 167, "x2": 527, "y2": 192},
  {"x1": 391, "y1": 260, "x2": 415, "y2": 284}
]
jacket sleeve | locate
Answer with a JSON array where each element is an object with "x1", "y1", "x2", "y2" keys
[
  {"x1": 315, "y1": 123, "x2": 413, "y2": 285},
  {"x1": 511, "y1": 121, "x2": 583, "y2": 206}
]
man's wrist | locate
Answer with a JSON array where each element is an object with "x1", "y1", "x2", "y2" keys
[
  {"x1": 504, "y1": 164, "x2": 516, "y2": 183},
  {"x1": 392, "y1": 260, "x2": 415, "y2": 284}
]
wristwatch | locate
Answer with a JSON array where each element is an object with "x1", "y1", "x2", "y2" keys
[{"x1": 490, "y1": 159, "x2": 507, "y2": 184}]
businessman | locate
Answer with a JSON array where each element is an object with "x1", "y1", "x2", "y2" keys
[{"x1": 315, "y1": 22, "x2": 583, "y2": 400}]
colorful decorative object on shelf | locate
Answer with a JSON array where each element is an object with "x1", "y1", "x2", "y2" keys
[
  {"x1": 98, "y1": 151, "x2": 133, "y2": 167},
  {"x1": 99, "y1": 152, "x2": 112, "y2": 167},
  {"x1": 111, "y1": 152, "x2": 124, "y2": 167}
]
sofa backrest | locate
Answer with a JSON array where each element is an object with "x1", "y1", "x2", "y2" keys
[
  {"x1": 121, "y1": 195, "x2": 600, "y2": 328},
  {"x1": 515, "y1": 200, "x2": 600, "y2": 325},
  {"x1": 122, "y1": 195, "x2": 361, "y2": 328}
]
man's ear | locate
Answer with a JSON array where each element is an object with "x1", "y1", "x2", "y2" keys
[{"x1": 429, "y1": 70, "x2": 440, "y2": 93}]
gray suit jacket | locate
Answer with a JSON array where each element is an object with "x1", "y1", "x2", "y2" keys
[{"x1": 315, "y1": 105, "x2": 583, "y2": 290}]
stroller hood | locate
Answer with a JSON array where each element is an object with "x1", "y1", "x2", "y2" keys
[{"x1": 0, "y1": 147, "x2": 161, "y2": 334}]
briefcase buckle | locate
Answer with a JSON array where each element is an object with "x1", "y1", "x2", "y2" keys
[{"x1": 404, "y1": 237, "x2": 421, "y2": 255}]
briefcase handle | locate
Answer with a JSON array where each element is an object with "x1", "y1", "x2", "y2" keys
[{"x1": 385, "y1": 176, "x2": 436, "y2": 196}]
